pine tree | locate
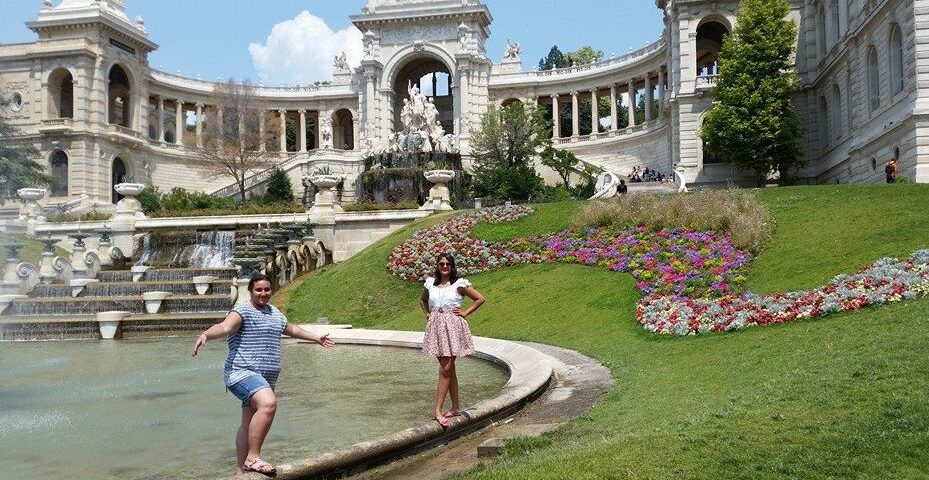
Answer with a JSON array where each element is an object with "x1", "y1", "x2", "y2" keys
[
  {"x1": 0, "y1": 92, "x2": 55, "y2": 198},
  {"x1": 700, "y1": 0, "x2": 803, "y2": 185},
  {"x1": 538, "y1": 46, "x2": 567, "y2": 71},
  {"x1": 264, "y1": 167, "x2": 295, "y2": 203}
]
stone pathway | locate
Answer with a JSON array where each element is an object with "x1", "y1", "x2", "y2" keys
[{"x1": 351, "y1": 342, "x2": 614, "y2": 480}]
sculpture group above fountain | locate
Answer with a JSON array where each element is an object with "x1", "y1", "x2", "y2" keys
[{"x1": 364, "y1": 80, "x2": 459, "y2": 157}]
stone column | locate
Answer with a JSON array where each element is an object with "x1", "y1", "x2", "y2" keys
[
  {"x1": 658, "y1": 69, "x2": 666, "y2": 111},
  {"x1": 571, "y1": 91, "x2": 580, "y2": 137},
  {"x1": 157, "y1": 97, "x2": 165, "y2": 142},
  {"x1": 279, "y1": 110, "x2": 287, "y2": 152},
  {"x1": 175, "y1": 100, "x2": 184, "y2": 144},
  {"x1": 259, "y1": 110, "x2": 266, "y2": 152},
  {"x1": 551, "y1": 94, "x2": 560, "y2": 138},
  {"x1": 591, "y1": 89, "x2": 599, "y2": 134},
  {"x1": 299, "y1": 110, "x2": 307, "y2": 152},
  {"x1": 628, "y1": 79, "x2": 637, "y2": 127},
  {"x1": 610, "y1": 85, "x2": 618, "y2": 131},
  {"x1": 644, "y1": 75, "x2": 653, "y2": 122},
  {"x1": 458, "y1": 66, "x2": 471, "y2": 137},
  {"x1": 195, "y1": 103, "x2": 203, "y2": 147}
]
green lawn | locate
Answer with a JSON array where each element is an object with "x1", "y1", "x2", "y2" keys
[
  {"x1": 0, "y1": 232, "x2": 53, "y2": 266},
  {"x1": 284, "y1": 185, "x2": 929, "y2": 479}
]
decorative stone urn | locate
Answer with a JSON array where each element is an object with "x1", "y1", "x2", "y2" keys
[
  {"x1": 17, "y1": 188, "x2": 47, "y2": 235},
  {"x1": 421, "y1": 170, "x2": 456, "y2": 211},
  {"x1": 130, "y1": 265, "x2": 151, "y2": 282},
  {"x1": 70, "y1": 278, "x2": 100, "y2": 297},
  {"x1": 114, "y1": 183, "x2": 147, "y2": 219},
  {"x1": 96, "y1": 311, "x2": 131, "y2": 339},
  {"x1": 308, "y1": 174, "x2": 344, "y2": 214},
  {"x1": 38, "y1": 236, "x2": 59, "y2": 284},
  {"x1": 191, "y1": 275, "x2": 217, "y2": 295},
  {"x1": 142, "y1": 291, "x2": 172, "y2": 314}
]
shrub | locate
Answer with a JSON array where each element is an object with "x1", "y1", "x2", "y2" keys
[
  {"x1": 574, "y1": 188, "x2": 775, "y2": 253},
  {"x1": 264, "y1": 167, "x2": 295, "y2": 203},
  {"x1": 137, "y1": 186, "x2": 162, "y2": 213},
  {"x1": 46, "y1": 212, "x2": 111, "y2": 223},
  {"x1": 343, "y1": 200, "x2": 420, "y2": 212}
]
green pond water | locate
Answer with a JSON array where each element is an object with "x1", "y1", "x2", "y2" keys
[{"x1": 0, "y1": 338, "x2": 508, "y2": 479}]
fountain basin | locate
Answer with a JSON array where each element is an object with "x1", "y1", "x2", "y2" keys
[
  {"x1": 142, "y1": 291, "x2": 173, "y2": 314},
  {"x1": 130, "y1": 265, "x2": 151, "y2": 282},
  {"x1": 424, "y1": 169, "x2": 456, "y2": 183},
  {"x1": 69, "y1": 279, "x2": 100, "y2": 297},
  {"x1": 95, "y1": 311, "x2": 131, "y2": 339},
  {"x1": 191, "y1": 275, "x2": 218, "y2": 295}
]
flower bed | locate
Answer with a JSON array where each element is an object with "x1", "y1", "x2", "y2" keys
[
  {"x1": 638, "y1": 251, "x2": 929, "y2": 335},
  {"x1": 390, "y1": 205, "x2": 929, "y2": 337}
]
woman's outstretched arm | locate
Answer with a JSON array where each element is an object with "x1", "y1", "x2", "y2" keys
[
  {"x1": 283, "y1": 323, "x2": 336, "y2": 347},
  {"x1": 420, "y1": 288, "x2": 430, "y2": 319},
  {"x1": 192, "y1": 311, "x2": 243, "y2": 356}
]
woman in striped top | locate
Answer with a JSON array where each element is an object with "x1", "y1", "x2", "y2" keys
[{"x1": 192, "y1": 273, "x2": 335, "y2": 476}]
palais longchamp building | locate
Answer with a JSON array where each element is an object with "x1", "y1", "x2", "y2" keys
[{"x1": 0, "y1": 0, "x2": 925, "y2": 208}]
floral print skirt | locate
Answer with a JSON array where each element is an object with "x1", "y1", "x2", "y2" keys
[{"x1": 422, "y1": 310, "x2": 475, "y2": 357}]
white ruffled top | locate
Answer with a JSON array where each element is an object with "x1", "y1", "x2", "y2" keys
[{"x1": 423, "y1": 277, "x2": 472, "y2": 311}]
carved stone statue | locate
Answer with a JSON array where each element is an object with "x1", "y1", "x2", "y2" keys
[
  {"x1": 362, "y1": 30, "x2": 377, "y2": 58},
  {"x1": 333, "y1": 51, "x2": 349, "y2": 71},
  {"x1": 457, "y1": 22, "x2": 471, "y2": 50},
  {"x1": 504, "y1": 39, "x2": 521, "y2": 60}
]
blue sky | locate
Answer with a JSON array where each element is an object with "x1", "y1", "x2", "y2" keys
[{"x1": 0, "y1": 1, "x2": 664, "y2": 84}]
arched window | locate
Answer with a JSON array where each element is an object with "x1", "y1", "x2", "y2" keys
[
  {"x1": 846, "y1": 70, "x2": 854, "y2": 129},
  {"x1": 890, "y1": 24, "x2": 904, "y2": 95},
  {"x1": 819, "y1": 96, "x2": 829, "y2": 147},
  {"x1": 50, "y1": 150, "x2": 68, "y2": 197},
  {"x1": 332, "y1": 109, "x2": 354, "y2": 150},
  {"x1": 832, "y1": 85, "x2": 842, "y2": 139},
  {"x1": 867, "y1": 46, "x2": 880, "y2": 112},
  {"x1": 830, "y1": 0, "x2": 840, "y2": 45},
  {"x1": 696, "y1": 21, "x2": 729, "y2": 79},
  {"x1": 108, "y1": 65, "x2": 132, "y2": 128},
  {"x1": 818, "y1": 5, "x2": 827, "y2": 59},
  {"x1": 47, "y1": 68, "x2": 74, "y2": 119}
]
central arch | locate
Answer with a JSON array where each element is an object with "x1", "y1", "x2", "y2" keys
[{"x1": 383, "y1": 47, "x2": 458, "y2": 136}]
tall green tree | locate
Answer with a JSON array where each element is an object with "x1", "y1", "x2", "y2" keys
[
  {"x1": 470, "y1": 102, "x2": 550, "y2": 202},
  {"x1": 538, "y1": 46, "x2": 567, "y2": 70},
  {"x1": 0, "y1": 92, "x2": 55, "y2": 198},
  {"x1": 565, "y1": 46, "x2": 604, "y2": 66},
  {"x1": 700, "y1": 0, "x2": 803, "y2": 185},
  {"x1": 264, "y1": 166, "x2": 295, "y2": 203},
  {"x1": 539, "y1": 146, "x2": 580, "y2": 187}
]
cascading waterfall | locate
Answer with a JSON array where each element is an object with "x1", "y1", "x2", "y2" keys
[{"x1": 134, "y1": 231, "x2": 236, "y2": 268}]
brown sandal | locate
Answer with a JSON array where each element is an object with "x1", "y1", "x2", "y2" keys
[{"x1": 243, "y1": 457, "x2": 276, "y2": 476}]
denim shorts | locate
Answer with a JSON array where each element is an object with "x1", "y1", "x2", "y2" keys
[{"x1": 227, "y1": 373, "x2": 274, "y2": 407}]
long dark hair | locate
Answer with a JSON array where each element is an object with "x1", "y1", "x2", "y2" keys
[
  {"x1": 248, "y1": 273, "x2": 272, "y2": 292},
  {"x1": 433, "y1": 253, "x2": 459, "y2": 286}
]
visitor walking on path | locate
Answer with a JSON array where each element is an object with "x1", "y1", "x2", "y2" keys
[
  {"x1": 192, "y1": 273, "x2": 335, "y2": 476},
  {"x1": 420, "y1": 253, "x2": 485, "y2": 428},
  {"x1": 886, "y1": 158, "x2": 898, "y2": 183}
]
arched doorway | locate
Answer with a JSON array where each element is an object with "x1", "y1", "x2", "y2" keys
[
  {"x1": 332, "y1": 109, "x2": 354, "y2": 150},
  {"x1": 50, "y1": 150, "x2": 69, "y2": 197},
  {"x1": 108, "y1": 65, "x2": 132, "y2": 127},
  {"x1": 47, "y1": 68, "x2": 74, "y2": 119},
  {"x1": 392, "y1": 57, "x2": 454, "y2": 134},
  {"x1": 696, "y1": 20, "x2": 729, "y2": 79},
  {"x1": 112, "y1": 157, "x2": 128, "y2": 203}
]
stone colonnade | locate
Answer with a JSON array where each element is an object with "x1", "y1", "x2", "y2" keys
[{"x1": 535, "y1": 67, "x2": 667, "y2": 140}]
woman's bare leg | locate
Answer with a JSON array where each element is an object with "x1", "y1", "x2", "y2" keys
[
  {"x1": 446, "y1": 357, "x2": 461, "y2": 416},
  {"x1": 245, "y1": 388, "x2": 278, "y2": 461},
  {"x1": 236, "y1": 406, "x2": 256, "y2": 472},
  {"x1": 434, "y1": 357, "x2": 453, "y2": 426}
]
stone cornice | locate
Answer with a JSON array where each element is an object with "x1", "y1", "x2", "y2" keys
[
  {"x1": 351, "y1": 5, "x2": 492, "y2": 33},
  {"x1": 27, "y1": 9, "x2": 157, "y2": 53}
]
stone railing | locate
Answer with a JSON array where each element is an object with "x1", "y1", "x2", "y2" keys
[
  {"x1": 552, "y1": 118, "x2": 666, "y2": 145},
  {"x1": 696, "y1": 74, "x2": 719, "y2": 89},
  {"x1": 491, "y1": 38, "x2": 666, "y2": 83},
  {"x1": 39, "y1": 118, "x2": 73, "y2": 132},
  {"x1": 150, "y1": 69, "x2": 353, "y2": 97},
  {"x1": 210, "y1": 149, "x2": 361, "y2": 198}
]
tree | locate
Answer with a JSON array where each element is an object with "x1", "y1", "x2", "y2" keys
[
  {"x1": 189, "y1": 79, "x2": 285, "y2": 203},
  {"x1": 0, "y1": 91, "x2": 55, "y2": 198},
  {"x1": 700, "y1": 0, "x2": 802, "y2": 185},
  {"x1": 565, "y1": 46, "x2": 604, "y2": 66},
  {"x1": 470, "y1": 102, "x2": 550, "y2": 202},
  {"x1": 264, "y1": 166, "x2": 294, "y2": 203},
  {"x1": 538, "y1": 46, "x2": 567, "y2": 70},
  {"x1": 539, "y1": 146, "x2": 580, "y2": 187}
]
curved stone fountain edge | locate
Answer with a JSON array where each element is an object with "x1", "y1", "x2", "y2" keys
[{"x1": 266, "y1": 328, "x2": 555, "y2": 480}]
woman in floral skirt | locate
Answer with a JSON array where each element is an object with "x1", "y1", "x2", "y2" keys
[{"x1": 420, "y1": 253, "x2": 485, "y2": 427}]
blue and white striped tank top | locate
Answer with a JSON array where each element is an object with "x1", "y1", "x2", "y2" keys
[{"x1": 223, "y1": 303, "x2": 288, "y2": 387}]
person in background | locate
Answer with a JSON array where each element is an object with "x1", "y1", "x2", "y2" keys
[{"x1": 885, "y1": 158, "x2": 898, "y2": 184}]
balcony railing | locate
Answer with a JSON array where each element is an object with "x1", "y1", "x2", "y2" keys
[
  {"x1": 39, "y1": 118, "x2": 73, "y2": 132},
  {"x1": 696, "y1": 74, "x2": 719, "y2": 89}
]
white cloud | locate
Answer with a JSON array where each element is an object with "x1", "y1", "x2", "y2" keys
[{"x1": 249, "y1": 11, "x2": 363, "y2": 85}]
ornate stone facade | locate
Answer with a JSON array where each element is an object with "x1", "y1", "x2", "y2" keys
[{"x1": 0, "y1": 0, "x2": 924, "y2": 210}]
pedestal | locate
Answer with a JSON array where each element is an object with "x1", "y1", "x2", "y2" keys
[{"x1": 421, "y1": 170, "x2": 456, "y2": 211}]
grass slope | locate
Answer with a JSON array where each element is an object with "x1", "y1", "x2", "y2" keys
[{"x1": 284, "y1": 185, "x2": 929, "y2": 479}]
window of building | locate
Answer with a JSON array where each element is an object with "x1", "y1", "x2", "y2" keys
[
  {"x1": 50, "y1": 150, "x2": 68, "y2": 197},
  {"x1": 818, "y1": 5, "x2": 827, "y2": 60},
  {"x1": 832, "y1": 85, "x2": 842, "y2": 139},
  {"x1": 867, "y1": 46, "x2": 880, "y2": 112},
  {"x1": 890, "y1": 24, "x2": 904, "y2": 95},
  {"x1": 819, "y1": 96, "x2": 829, "y2": 147}
]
